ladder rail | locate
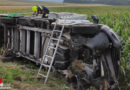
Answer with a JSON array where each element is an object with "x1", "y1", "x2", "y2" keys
[
  {"x1": 37, "y1": 23, "x2": 57, "y2": 76},
  {"x1": 44, "y1": 25, "x2": 64, "y2": 84},
  {"x1": 37, "y1": 23, "x2": 65, "y2": 84}
]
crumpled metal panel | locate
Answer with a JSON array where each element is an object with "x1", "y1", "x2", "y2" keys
[
  {"x1": 48, "y1": 12, "x2": 87, "y2": 20},
  {"x1": 0, "y1": 13, "x2": 121, "y2": 90}
]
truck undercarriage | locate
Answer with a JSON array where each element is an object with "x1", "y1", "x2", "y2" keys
[{"x1": 0, "y1": 13, "x2": 121, "y2": 90}]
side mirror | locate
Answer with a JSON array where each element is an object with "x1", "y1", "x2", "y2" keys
[{"x1": 91, "y1": 15, "x2": 99, "y2": 24}]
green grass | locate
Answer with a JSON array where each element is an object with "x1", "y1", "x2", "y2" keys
[
  {"x1": 0, "y1": 6, "x2": 130, "y2": 90},
  {"x1": 0, "y1": 59, "x2": 69, "y2": 90}
]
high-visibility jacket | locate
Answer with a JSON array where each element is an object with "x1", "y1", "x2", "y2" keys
[{"x1": 37, "y1": 5, "x2": 49, "y2": 14}]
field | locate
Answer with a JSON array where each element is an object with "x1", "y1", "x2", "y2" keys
[
  {"x1": 0, "y1": 0, "x2": 65, "y2": 6},
  {"x1": 0, "y1": 4, "x2": 130, "y2": 90}
]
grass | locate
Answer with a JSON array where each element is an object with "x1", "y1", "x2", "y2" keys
[
  {"x1": 0, "y1": 58, "x2": 69, "y2": 90},
  {"x1": 0, "y1": 5, "x2": 130, "y2": 90}
]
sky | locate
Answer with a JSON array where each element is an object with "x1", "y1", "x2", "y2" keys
[{"x1": 35, "y1": 0, "x2": 64, "y2": 2}]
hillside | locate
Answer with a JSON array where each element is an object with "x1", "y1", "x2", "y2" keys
[
  {"x1": 64, "y1": 0, "x2": 130, "y2": 5},
  {"x1": 0, "y1": 0, "x2": 33, "y2": 6}
]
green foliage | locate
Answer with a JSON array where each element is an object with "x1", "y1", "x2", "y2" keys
[
  {"x1": 50, "y1": 6, "x2": 130, "y2": 89},
  {"x1": 0, "y1": 60, "x2": 68, "y2": 90},
  {"x1": 86, "y1": 87, "x2": 96, "y2": 90}
]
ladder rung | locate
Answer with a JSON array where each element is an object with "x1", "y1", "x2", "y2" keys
[
  {"x1": 45, "y1": 55, "x2": 53, "y2": 59},
  {"x1": 48, "y1": 46, "x2": 56, "y2": 49},
  {"x1": 42, "y1": 63, "x2": 50, "y2": 68},
  {"x1": 37, "y1": 24, "x2": 64, "y2": 84},
  {"x1": 51, "y1": 38, "x2": 59, "y2": 41},
  {"x1": 53, "y1": 30, "x2": 61, "y2": 32},
  {"x1": 38, "y1": 73, "x2": 47, "y2": 77}
]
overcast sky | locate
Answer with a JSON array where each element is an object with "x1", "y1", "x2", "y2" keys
[{"x1": 35, "y1": 0, "x2": 64, "y2": 2}]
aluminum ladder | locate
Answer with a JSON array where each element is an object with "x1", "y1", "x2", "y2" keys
[{"x1": 37, "y1": 23, "x2": 65, "y2": 84}]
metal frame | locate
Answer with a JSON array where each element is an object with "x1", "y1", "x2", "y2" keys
[{"x1": 4, "y1": 20, "x2": 52, "y2": 65}]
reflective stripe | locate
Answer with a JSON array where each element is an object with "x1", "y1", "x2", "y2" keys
[
  {"x1": 45, "y1": 14, "x2": 48, "y2": 17},
  {"x1": 38, "y1": 5, "x2": 43, "y2": 10}
]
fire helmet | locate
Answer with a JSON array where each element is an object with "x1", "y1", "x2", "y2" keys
[{"x1": 32, "y1": 6, "x2": 38, "y2": 12}]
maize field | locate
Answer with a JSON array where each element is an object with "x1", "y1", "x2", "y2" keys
[{"x1": 51, "y1": 6, "x2": 130, "y2": 90}]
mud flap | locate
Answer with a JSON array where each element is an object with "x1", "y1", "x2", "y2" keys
[{"x1": 104, "y1": 49, "x2": 119, "y2": 89}]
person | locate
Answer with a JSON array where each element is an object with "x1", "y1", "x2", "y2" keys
[{"x1": 32, "y1": 5, "x2": 50, "y2": 18}]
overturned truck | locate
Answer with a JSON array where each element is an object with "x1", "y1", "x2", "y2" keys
[{"x1": 0, "y1": 13, "x2": 121, "y2": 90}]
